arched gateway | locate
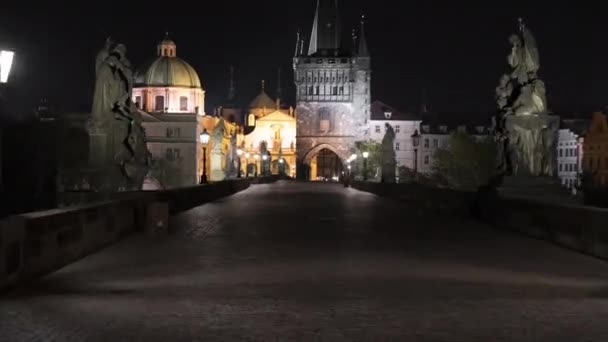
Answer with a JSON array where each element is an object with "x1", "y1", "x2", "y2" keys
[{"x1": 300, "y1": 144, "x2": 347, "y2": 181}]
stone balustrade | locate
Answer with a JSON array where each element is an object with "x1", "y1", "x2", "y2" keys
[
  {"x1": 352, "y1": 181, "x2": 608, "y2": 261},
  {"x1": 0, "y1": 179, "x2": 250, "y2": 291}
]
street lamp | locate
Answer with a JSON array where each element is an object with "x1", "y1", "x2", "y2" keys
[
  {"x1": 262, "y1": 154, "x2": 268, "y2": 176},
  {"x1": 199, "y1": 128, "x2": 210, "y2": 184},
  {"x1": 0, "y1": 49, "x2": 15, "y2": 84},
  {"x1": 362, "y1": 151, "x2": 370, "y2": 181},
  {"x1": 237, "y1": 149, "x2": 243, "y2": 178},
  {"x1": 411, "y1": 129, "x2": 421, "y2": 177}
]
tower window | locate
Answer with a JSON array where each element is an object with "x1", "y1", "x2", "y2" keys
[
  {"x1": 395, "y1": 142, "x2": 400, "y2": 151},
  {"x1": 375, "y1": 125, "x2": 380, "y2": 133},
  {"x1": 248, "y1": 114, "x2": 256, "y2": 127},
  {"x1": 180, "y1": 96, "x2": 188, "y2": 111},
  {"x1": 338, "y1": 86, "x2": 344, "y2": 95},
  {"x1": 155, "y1": 96, "x2": 165, "y2": 112},
  {"x1": 314, "y1": 86, "x2": 319, "y2": 95},
  {"x1": 395, "y1": 125, "x2": 400, "y2": 133},
  {"x1": 332, "y1": 86, "x2": 338, "y2": 95},
  {"x1": 319, "y1": 108, "x2": 331, "y2": 133},
  {"x1": 308, "y1": 86, "x2": 313, "y2": 95}
]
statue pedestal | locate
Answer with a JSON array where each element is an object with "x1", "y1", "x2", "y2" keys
[
  {"x1": 498, "y1": 176, "x2": 580, "y2": 205},
  {"x1": 210, "y1": 153, "x2": 225, "y2": 182}
]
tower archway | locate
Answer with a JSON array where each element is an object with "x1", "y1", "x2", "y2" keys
[{"x1": 301, "y1": 144, "x2": 347, "y2": 181}]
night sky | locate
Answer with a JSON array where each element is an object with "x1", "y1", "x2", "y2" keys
[{"x1": 1, "y1": 1, "x2": 606, "y2": 120}]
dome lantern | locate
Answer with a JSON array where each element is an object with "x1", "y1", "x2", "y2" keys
[{"x1": 157, "y1": 33, "x2": 177, "y2": 57}]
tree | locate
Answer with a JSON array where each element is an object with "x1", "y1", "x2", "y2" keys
[
  {"x1": 432, "y1": 131, "x2": 497, "y2": 191},
  {"x1": 355, "y1": 140, "x2": 382, "y2": 180}
]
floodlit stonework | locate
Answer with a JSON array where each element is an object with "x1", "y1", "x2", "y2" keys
[{"x1": 293, "y1": 0, "x2": 371, "y2": 179}]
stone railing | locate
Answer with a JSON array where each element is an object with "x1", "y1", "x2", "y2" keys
[
  {"x1": 351, "y1": 181, "x2": 477, "y2": 217},
  {"x1": 0, "y1": 179, "x2": 250, "y2": 291},
  {"x1": 352, "y1": 181, "x2": 608, "y2": 260}
]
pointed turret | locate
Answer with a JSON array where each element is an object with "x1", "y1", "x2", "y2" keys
[
  {"x1": 276, "y1": 68, "x2": 282, "y2": 103},
  {"x1": 227, "y1": 66, "x2": 236, "y2": 103},
  {"x1": 308, "y1": 0, "x2": 341, "y2": 56},
  {"x1": 358, "y1": 15, "x2": 369, "y2": 57}
]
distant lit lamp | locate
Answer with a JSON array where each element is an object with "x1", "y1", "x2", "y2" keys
[
  {"x1": 411, "y1": 129, "x2": 421, "y2": 177},
  {"x1": 0, "y1": 49, "x2": 15, "y2": 84},
  {"x1": 362, "y1": 151, "x2": 370, "y2": 181},
  {"x1": 199, "y1": 129, "x2": 210, "y2": 184}
]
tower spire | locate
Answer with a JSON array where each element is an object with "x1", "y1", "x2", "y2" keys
[
  {"x1": 276, "y1": 68, "x2": 282, "y2": 102},
  {"x1": 294, "y1": 29, "x2": 301, "y2": 57},
  {"x1": 358, "y1": 14, "x2": 370, "y2": 57},
  {"x1": 308, "y1": 0, "x2": 341, "y2": 56},
  {"x1": 227, "y1": 66, "x2": 235, "y2": 102}
]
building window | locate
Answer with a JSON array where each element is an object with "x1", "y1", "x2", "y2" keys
[
  {"x1": 433, "y1": 139, "x2": 439, "y2": 148},
  {"x1": 384, "y1": 112, "x2": 392, "y2": 119},
  {"x1": 375, "y1": 125, "x2": 380, "y2": 133},
  {"x1": 395, "y1": 125, "x2": 400, "y2": 133},
  {"x1": 248, "y1": 114, "x2": 256, "y2": 127},
  {"x1": 315, "y1": 86, "x2": 319, "y2": 95},
  {"x1": 424, "y1": 155, "x2": 430, "y2": 165},
  {"x1": 155, "y1": 96, "x2": 165, "y2": 112},
  {"x1": 319, "y1": 108, "x2": 331, "y2": 133},
  {"x1": 424, "y1": 139, "x2": 429, "y2": 148},
  {"x1": 166, "y1": 128, "x2": 181, "y2": 138},
  {"x1": 135, "y1": 96, "x2": 141, "y2": 108},
  {"x1": 308, "y1": 86, "x2": 313, "y2": 95},
  {"x1": 395, "y1": 142, "x2": 400, "y2": 151},
  {"x1": 180, "y1": 96, "x2": 188, "y2": 111},
  {"x1": 332, "y1": 86, "x2": 338, "y2": 95},
  {"x1": 559, "y1": 164, "x2": 563, "y2": 172}
]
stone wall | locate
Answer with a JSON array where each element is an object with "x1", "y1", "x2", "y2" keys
[
  {"x1": 353, "y1": 181, "x2": 608, "y2": 260},
  {"x1": 0, "y1": 179, "x2": 250, "y2": 291}
]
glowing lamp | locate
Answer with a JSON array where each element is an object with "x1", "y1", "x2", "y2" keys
[
  {"x1": 362, "y1": 151, "x2": 370, "y2": 159},
  {"x1": 0, "y1": 50, "x2": 14, "y2": 84},
  {"x1": 199, "y1": 129, "x2": 210, "y2": 145}
]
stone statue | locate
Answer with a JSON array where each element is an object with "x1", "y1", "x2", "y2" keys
[
  {"x1": 381, "y1": 123, "x2": 396, "y2": 183},
  {"x1": 83, "y1": 40, "x2": 150, "y2": 192},
  {"x1": 210, "y1": 118, "x2": 226, "y2": 181},
  {"x1": 493, "y1": 19, "x2": 558, "y2": 178}
]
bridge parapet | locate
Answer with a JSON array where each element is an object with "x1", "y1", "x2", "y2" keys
[
  {"x1": 352, "y1": 181, "x2": 608, "y2": 261},
  {"x1": 0, "y1": 179, "x2": 250, "y2": 291}
]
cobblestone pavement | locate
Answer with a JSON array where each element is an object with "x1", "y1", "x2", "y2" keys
[{"x1": 3, "y1": 181, "x2": 608, "y2": 341}]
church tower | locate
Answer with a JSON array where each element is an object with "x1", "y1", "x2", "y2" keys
[{"x1": 293, "y1": 0, "x2": 371, "y2": 180}]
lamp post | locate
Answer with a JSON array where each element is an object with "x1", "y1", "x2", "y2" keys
[
  {"x1": 411, "y1": 129, "x2": 421, "y2": 178},
  {"x1": 254, "y1": 154, "x2": 260, "y2": 177},
  {"x1": 262, "y1": 154, "x2": 268, "y2": 176},
  {"x1": 245, "y1": 152, "x2": 251, "y2": 177},
  {"x1": 0, "y1": 49, "x2": 13, "y2": 195},
  {"x1": 362, "y1": 151, "x2": 370, "y2": 181},
  {"x1": 237, "y1": 149, "x2": 243, "y2": 178},
  {"x1": 279, "y1": 158, "x2": 285, "y2": 176},
  {"x1": 199, "y1": 129, "x2": 210, "y2": 184}
]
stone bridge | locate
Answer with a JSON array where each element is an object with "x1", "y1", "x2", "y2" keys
[{"x1": 2, "y1": 181, "x2": 608, "y2": 341}]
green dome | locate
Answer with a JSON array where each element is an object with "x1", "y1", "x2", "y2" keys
[{"x1": 135, "y1": 56, "x2": 202, "y2": 89}]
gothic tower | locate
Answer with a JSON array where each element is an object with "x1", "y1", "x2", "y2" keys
[{"x1": 293, "y1": 0, "x2": 371, "y2": 179}]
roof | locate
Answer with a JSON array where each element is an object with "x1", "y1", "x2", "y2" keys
[
  {"x1": 134, "y1": 56, "x2": 202, "y2": 88},
  {"x1": 420, "y1": 112, "x2": 493, "y2": 135},
  {"x1": 370, "y1": 101, "x2": 420, "y2": 121},
  {"x1": 249, "y1": 88, "x2": 276, "y2": 110},
  {"x1": 561, "y1": 119, "x2": 590, "y2": 136}
]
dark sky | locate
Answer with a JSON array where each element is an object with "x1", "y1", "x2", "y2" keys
[{"x1": 1, "y1": 1, "x2": 607, "y2": 119}]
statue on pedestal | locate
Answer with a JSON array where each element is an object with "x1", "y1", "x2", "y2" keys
[
  {"x1": 381, "y1": 123, "x2": 396, "y2": 183},
  {"x1": 210, "y1": 118, "x2": 227, "y2": 181},
  {"x1": 494, "y1": 19, "x2": 558, "y2": 178},
  {"x1": 61, "y1": 38, "x2": 150, "y2": 195}
]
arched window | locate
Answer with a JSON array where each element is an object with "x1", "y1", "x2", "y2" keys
[
  {"x1": 319, "y1": 108, "x2": 331, "y2": 133},
  {"x1": 179, "y1": 96, "x2": 188, "y2": 111},
  {"x1": 155, "y1": 96, "x2": 165, "y2": 112},
  {"x1": 248, "y1": 114, "x2": 256, "y2": 127}
]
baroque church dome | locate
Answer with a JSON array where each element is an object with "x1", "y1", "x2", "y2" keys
[{"x1": 134, "y1": 37, "x2": 202, "y2": 89}]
